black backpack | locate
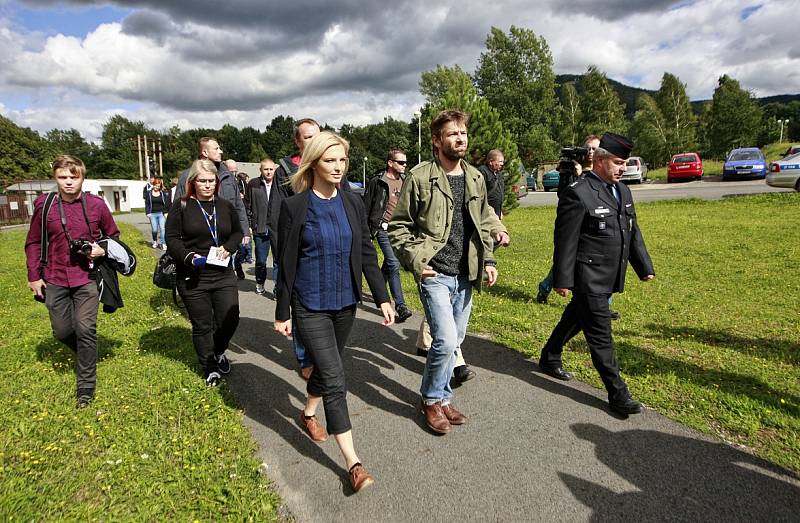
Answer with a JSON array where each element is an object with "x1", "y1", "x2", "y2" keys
[{"x1": 152, "y1": 252, "x2": 177, "y2": 290}]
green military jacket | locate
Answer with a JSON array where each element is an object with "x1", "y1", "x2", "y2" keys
[{"x1": 387, "y1": 159, "x2": 507, "y2": 289}]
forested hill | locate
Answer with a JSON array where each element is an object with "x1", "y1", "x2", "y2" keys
[{"x1": 555, "y1": 74, "x2": 800, "y2": 118}]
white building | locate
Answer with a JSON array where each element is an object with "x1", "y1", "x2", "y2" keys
[{"x1": 6, "y1": 178, "x2": 149, "y2": 216}]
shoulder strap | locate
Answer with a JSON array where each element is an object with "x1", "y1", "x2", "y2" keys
[
  {"x1": 279, "y1": 158, "x2": 293, "y2": 175},
  {"x1": 39, "y1": 192, "x2": 58, "y2": 268}
]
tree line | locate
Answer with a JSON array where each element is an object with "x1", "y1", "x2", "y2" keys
[{"x1": 2, "y1": 25, "x2": 797, "y2": 212}]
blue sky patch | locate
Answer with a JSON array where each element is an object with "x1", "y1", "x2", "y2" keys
[
  {"x1": 9, "y1": 1, "x2": 130, "y2": 38},
  {"x1": 740, "y1": 4, "x2": 763, "y2": 21}
]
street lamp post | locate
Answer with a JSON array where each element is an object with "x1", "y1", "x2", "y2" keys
[
  {"x1": 778, "y1": 119, "x2": 790, "y2": 143},
  {"x1": 414, "y1": 110, "x2": 422, "y2": 165},
  {"x1": 363, "y1": 157, "x2": 368, "y2": 187}
]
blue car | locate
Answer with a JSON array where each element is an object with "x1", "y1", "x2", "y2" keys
[
  {"x1": 722, "y1": 148, "x2": 767, "y2": 181},
  {"x1": 542, "y1": 169, "x2": 560, "y2": 192}
]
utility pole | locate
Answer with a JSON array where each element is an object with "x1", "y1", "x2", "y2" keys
[
  {"x1": 143, "y1": 135, "x2": 151, "y2": 180},
  {"x1": 136, "y1": 135, "x2": 144, "y2": 180}
]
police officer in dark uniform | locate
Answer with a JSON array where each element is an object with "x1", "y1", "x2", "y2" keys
[{"x1": 538, "y1": 133, "x2": 655, "y2": 416}]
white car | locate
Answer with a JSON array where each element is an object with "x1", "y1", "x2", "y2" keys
[
  {"x1": 622, "y1": 156, "x2": 648, "y2": 183},
  {"x1": 766, "y1": 152, "x2": 800, "y2": 191}
]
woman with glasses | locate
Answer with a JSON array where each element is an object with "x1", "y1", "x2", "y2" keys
[
  {"x1": 144, "y1": 177, "x2": 172, "y2": 250},
  {"x1": 274, "y1": 131, "x2": 395, "y2": 493},
  {"x1": 166, "y1": 159, "x2": 243, "y2": 386}
]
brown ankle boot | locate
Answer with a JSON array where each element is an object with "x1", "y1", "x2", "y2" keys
[
  {"x1": 441, "y1": 403, "x2": 467, "y2": 425},
  {"x1": 420, "y1": 400, "x2": 451, "y2": 434}
]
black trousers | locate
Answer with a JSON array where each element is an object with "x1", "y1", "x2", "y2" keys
[
  {"x1": 178, "y1": 268, "x2": 240, "y2": 376},
  {"x1": 291, "y1": 295, "x2": 356, "y2": 435},
  {"x1": 540, "y1": 292, "x2": 629, "y2": 401},
  {"x1": 46, "y1": 282, "x2": 99, "y2": 393}
]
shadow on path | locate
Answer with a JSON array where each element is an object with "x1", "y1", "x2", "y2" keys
[{"x1": 561, "y1": 423, "x2": 800, "y2": 520}]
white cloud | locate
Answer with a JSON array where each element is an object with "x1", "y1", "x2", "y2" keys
[{"x1": 1, "y1": 0, "x2": 798, "y2": 139}]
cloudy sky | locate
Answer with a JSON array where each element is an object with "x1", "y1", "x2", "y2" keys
[{"x1": 0, "y1": 0, "x2": 798, "y2": 142}]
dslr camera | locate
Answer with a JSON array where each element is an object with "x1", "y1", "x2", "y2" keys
[{"x1": 70, "y1": 239, "x2": 94, "y2": 256}]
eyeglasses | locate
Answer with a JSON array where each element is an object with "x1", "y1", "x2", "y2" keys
[
  {"x1": 195, "y1": 179, "x2": 217, "y2": 185},
  {"x1": 392, "y1": 159, "x2": 407, "y2": 165}
]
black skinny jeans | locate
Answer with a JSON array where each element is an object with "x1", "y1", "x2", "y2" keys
[
  {"x1": 291, "y1": 294, "x2": 356, "y2": 435},
  {"x1": 178, "y1": 267, "x2": 240, "y2": 376}
]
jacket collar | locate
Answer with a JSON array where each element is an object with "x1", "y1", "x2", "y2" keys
[
  {"x1": 427, "y1": 158, "x2": 478, "y2": 201},
  {"x1": 585, "y1": 171, "x2": 619, "y2": 210}
]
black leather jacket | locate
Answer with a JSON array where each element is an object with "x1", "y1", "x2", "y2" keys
[{"x1": 362, "y1": 171, "x2": 404, "y2": 236}]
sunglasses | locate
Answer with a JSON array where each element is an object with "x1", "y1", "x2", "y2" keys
[{"x1": 392, "y1": 159, "x2": 407, "y2": 165}]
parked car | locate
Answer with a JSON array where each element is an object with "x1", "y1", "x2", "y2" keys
[
  {"x1": 667, "y1": 152, "x2": 704, "y2": 183},
  {"x1": 782, "y1": 144, "x2": 800, "y2": 158},
  {"x1": 622, "y1": 156, "x2": 648, "y2": 183},
  {"x1": 722, "y1": 148, "x2": 767, "y2": 180},
  {"x1": 526, "y1": 172, "x2": 538, "y2": 192},
  {"x1": 347, "y1": 180, "x2": 365, "y2": 195},
  {"x1": 767, "y1": 152, "x2": 800, "y2": 191},
  {"x1": 542, "y1": 169, "x2": 560, "y2": 192}
]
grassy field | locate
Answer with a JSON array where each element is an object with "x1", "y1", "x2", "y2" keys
[
  {"x1": 0, "y1": 224, "x2": 279, "y2": 520},
  {"x1": 396, "y1": 193, "x2": 800, "y2": 472}
]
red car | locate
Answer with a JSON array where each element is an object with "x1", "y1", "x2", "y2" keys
[{"x1": 667, "y1": 153, "x2": 703, "y2": 182}]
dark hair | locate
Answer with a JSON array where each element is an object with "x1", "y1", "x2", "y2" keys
[
  {"x1": 431, "y1": 110, "x2": 469, "y2": 140},
  {"x1": 293, "y1": 118, "x2": 320, "y2": 140},
  {"x1": 197, "y1": 137, "x2": 217, "y2": 159},
  {"x1": 386, "y1": 149, "x2": 406, "y2": 161},
  {"x1": 51, "y1": 154, "x2": 86, "y2": 178}
]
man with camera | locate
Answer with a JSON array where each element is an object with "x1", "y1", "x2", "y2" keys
[
  {"x1": 536, "y1": 134, "x2": 600, "y2": 304},
  {"x1": 25, "y1": 155, "x2": 121, "y2": 408},
  {"x1": 538, "y1": 133, "x2": 654, "y2": 416}
]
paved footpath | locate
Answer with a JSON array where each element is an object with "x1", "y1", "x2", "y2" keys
[{"x1": 120, "y1": 213, "x2": 800, "y2": 522}]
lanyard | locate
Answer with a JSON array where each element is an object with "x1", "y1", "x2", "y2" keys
[{"x1": 195, "y1": 198, "x2": 218, "y2": 246}]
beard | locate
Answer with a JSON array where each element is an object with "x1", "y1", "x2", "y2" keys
[{"x1": 440, "y1": 143, "x2": 466, "y2": 162}]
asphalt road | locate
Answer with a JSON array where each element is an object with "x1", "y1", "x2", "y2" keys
[
  {"x1": 520, "y1": 177, "x2": 794, "y2": 207},
  {"x1": 119, "y1": 213, "x2": 800, "y2": 522}
]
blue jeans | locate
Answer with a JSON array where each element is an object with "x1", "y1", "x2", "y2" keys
[
  {"x1": 253, "y1": 233, "x2": 277, "y2": 286},
  {"x1": 375, "y1": 229, "x2": 405, "y2": 307},
  {"x1": 148, "y1": 212, "x2": 166, "y2": 245},
  {"x1": 418, "y1": 274, "x2": 473, "y2": 404},
  {"x1": 233, "y1": 239, "x2": 252, "y2": 271}
]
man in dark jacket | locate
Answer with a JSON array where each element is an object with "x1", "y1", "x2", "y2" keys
[
  {"x1": 362, "y1": 149, "x2": 412, "y2": 322},
  {"x1": 477, "y1": 149, "x2": 505, "y2": 220},
  {"x1": 248, "y1": 158, "x2": 284, "y2": 295},
  {"x1": 539, "y1": 133, "x2": 655, "y2": 416}
]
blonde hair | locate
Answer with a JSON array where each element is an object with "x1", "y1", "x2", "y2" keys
[
  {"x1": 184, "y1": 159, "x2": 219, "y2": 200},
  {"x1": 291, "y1": 131, "x2": 350, "y2": 194},
  {"x1": 51, "y1": 154, "x2": 86, "y2": 178}
]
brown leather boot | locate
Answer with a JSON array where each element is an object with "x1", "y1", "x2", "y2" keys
[
  {"x1": 299, "y1": 413, "x2": 328, "y2": 442},
  {"x1": 420, "y1": 400, "x2": 451, "y2": 434},
  {"x1": 441, "y1": 403, "x2": 467, "y2": 425}
]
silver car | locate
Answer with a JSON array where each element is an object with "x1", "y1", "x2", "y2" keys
[
  {"x1": 767, "y1": 152, "x2": 800, "y2": 191},
  {"x1": 622, "y1": 156, "x2": 648, "y2": 183}
]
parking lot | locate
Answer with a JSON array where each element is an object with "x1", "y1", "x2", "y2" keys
[{"x1": 519, "y1": 177, "x2": 795, "y2": 207}]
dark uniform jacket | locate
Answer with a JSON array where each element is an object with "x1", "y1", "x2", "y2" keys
[
  {"x1": 553, "y1": 173, "x2": 654, "y2": 294},
  {"x1": 478, "y1": 164, "x2": 505, "y2": 217}
]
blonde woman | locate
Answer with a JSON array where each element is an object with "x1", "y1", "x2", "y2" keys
[
  {"x1": 166, "y1": 160, "x2": 243, "y2": 386},
  {"x1": 274, "y1": 131, "x2": 395, "y2": 493}
]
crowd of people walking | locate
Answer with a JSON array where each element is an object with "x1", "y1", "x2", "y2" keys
[{"x1": 24, "y1": 109, "x2": 654, "y2": 493}]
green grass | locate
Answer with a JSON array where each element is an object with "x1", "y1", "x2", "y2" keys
[
  {"x1": 0, "y1": 224, "x2": 279, "y2": 520},
  {"x1": 396, "y1": 193, "x2": 800, "y2": 472}
]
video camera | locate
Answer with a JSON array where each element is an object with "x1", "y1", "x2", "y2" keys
[{"x1": 560, "y1": 146, "x2": 589, "y2": 165}]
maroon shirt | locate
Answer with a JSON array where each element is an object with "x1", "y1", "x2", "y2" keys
[{"x1": 25, "y1": 192, "x2": 120, "y2": 288}]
